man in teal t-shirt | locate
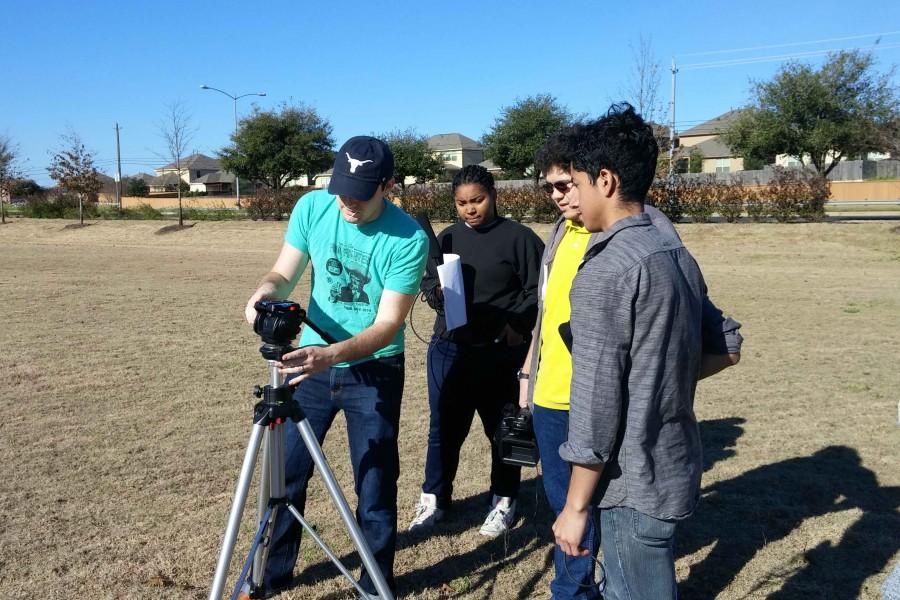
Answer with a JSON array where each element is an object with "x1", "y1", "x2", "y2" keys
[{"x1": 244, "y1": 136, "x2": 427, "y2": 598}]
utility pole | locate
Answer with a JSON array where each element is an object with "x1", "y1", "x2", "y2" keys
[
  {"x1": 668, "y1": 58, "x2": 678, "y2": 177},
  {"x1": 233, "y1": 98, "x2": 240, "y2": 208},
  {"x1": 115, "y1": 123, "x2": 123, "y2": 211}
]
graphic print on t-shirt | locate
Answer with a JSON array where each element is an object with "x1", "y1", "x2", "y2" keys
[{"x1": 325, "y1": 242, "x2": 372, "y2": 306}]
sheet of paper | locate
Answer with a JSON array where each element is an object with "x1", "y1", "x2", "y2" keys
[{"x1": 437, "y1": 253, "x2": 467, "y2": 331}]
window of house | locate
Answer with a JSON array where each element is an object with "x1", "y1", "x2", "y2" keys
[
  {"x1": 715, "y1": 158, "x2": 730, "y2": 173},
  {"x1": 443, "y1": 152, "x2": 458, "y2": 162}
]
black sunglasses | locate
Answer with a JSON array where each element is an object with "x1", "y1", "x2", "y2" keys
[{"x1": 541, "y1": 180, "x2": 574, "y2": 195}]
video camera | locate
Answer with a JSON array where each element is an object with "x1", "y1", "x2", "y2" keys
[
  {"x1": 495, "y1": 405, "x2": 540, "y2": 467},
  {"x1": 253, "y1": 300, "x2": 303, "y2": 347}
]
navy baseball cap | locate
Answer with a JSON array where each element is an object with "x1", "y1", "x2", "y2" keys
[{"x1": 328, "y1": 136, "x2": 394, "y2": 201}]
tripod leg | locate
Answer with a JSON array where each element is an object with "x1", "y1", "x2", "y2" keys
[
  {"x1": 250, "y1": 422, "x2": 285, "y2": 588},
  {"x1": 294, "y1": 418, "x2": 395, "y2": 600},
  {"x1": 209, "y1": 423, "x2": 266, "y2": 600},
  {"x1": 256, "y1": 427, "x2": 271, "y2": 531},
  {"x1": 281, "y1": 502, "x2": 372, "y2": 598},
  {"x1": 228, "y1": 506, "x2": 274, "y2": 600}
]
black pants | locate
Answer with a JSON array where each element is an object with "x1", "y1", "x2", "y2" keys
[{"x1": 421, "y1": 336, "x2": 526, "y2": 509}]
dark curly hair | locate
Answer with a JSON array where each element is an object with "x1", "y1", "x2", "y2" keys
[
  {"x1": 451, "y1": 164, "x2": 496, "y2": 200},
  {"x1": 568, "y1": 103, "x2": 658, "y2": 202},
  {"x1": 534, "y1": 126, "x2": 578, "y2": 176}
]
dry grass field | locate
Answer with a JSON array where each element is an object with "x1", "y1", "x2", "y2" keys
[{"x1": 1, "y1": 218, "x2": 898, "y2": 600}]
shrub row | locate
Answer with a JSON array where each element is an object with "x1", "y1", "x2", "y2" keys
[
  {"x1": 12, "y1": 168, "x2": 831, "y2": 224},
  {"x1": 396, "y1": 184, "x2": 558, "y2": 223},
  {"x1": 17, "y1": 196, "x2": 243, "y2": 221},
  {"x1": 648, "y1": 167, "x2": 830, "y2": 223},
  {"x1": 244, "y1": 187, "x2": 312, "y2": 221}
]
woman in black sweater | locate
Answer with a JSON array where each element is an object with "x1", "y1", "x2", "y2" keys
[{"x1": 408, "y1": 165, "x2": 544, "y2": 537}]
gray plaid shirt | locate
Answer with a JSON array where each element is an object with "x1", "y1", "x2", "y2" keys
[{"x1": 560, "y1": 212, "x2": 705, "y2": 520}]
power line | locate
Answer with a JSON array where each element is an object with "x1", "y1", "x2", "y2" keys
[
  {"x1": 678, "y1": 30, "x2": 900, "y2": 58},
  {"x1": 682, "y1": 41, "x2": 900, "y2": 71}
]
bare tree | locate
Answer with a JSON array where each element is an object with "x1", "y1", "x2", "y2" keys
[
  {"x1": 621, "y1": 35, "x2": 663, "y2": 125},
  {"x1": 47, "y1": 130, "x2": 101, "y2": 226},
  {"x1": 0, "y1": 135, "x2": 22, "y2": 225},
  {"x1": 157, "y1": 100, "x2": 196, "y2": 227}
]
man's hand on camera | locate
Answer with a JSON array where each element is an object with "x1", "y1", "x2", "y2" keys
[
  {"x1": 245, "y1": 284, "x2": 279, "y2": 325},
  {"x1": 278, "y1": 345, "x2": 337, "y2": 385}
]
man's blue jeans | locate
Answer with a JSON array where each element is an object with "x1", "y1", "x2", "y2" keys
[
  {"x1": 533, "y1": 405, "x2": 601, "y2": 600},
  {"x1": 598, "y1": 506, "x2": 678, "y2": 600},
  {"x1": 262, "y1": 354, "x2": 404, "y2": 595}
]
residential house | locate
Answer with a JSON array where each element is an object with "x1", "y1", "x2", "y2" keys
[
  {"x1": 193, "y1": 171, "x2": 235, "y2": 194},
  {"x1": 155, "y1": 153, "x2": 221, "y2": 183},
  {"x1": 312, "y1": 169, "x2": 333, "y2": 189},
  {"x1": 677, "y1": 110, "x2": 746, "y2": 174},
  {"x1": 427, "y1": 133, "x2": 484, "y2": 173},
  {"x1": 478, "y1": 159, "x2": 502, "y2": 175},
  {"x1": 147, "y1": 153, "x2": 234, "y2": 194}
]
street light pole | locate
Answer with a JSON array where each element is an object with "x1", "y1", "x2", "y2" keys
[{"x1": 200, "y1": 85, "x2": 266, "y2": 208}]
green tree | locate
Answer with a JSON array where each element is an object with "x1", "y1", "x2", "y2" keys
[
  {"x1": 47, "y1": 131, "x2": 101, "y2": 226},
  {"x1": 689, "y1": 149, "x2": 704, "y2": 173},
  {"x1": 742, "y1": 155, "x2": 766, "y2": 171},
  {"x1": 10, "y1": 179, "x2": 46, "y2": 198},
  {"x1": 126, "y1": 176, "x2": 149, "y2": 197},
  {"x1": 483, "y1": 94, "x2": 576, "y2": 181},
  {"x1": 219, "y1": 103, "x2": 334, "y2": 191},
  {"x1": 381, "y1": 129, "x2": 444, "y2": 192},
  {"x1": 724, "y1": 50, "x2": 900, "y2": 178}
]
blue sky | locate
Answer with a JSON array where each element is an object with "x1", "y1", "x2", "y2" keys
[{"x1": 3, "y1": 0, "x2": 900, "y2": 185}]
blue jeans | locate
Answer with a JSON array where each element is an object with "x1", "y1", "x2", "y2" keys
[
  {"x1": 422, "y1": 336, "x2": 525, "y2": 507},
  {"x1": 599, "y1": 506, "x2": 678, "y2": 600},
  {"x1": 532, "y1": 405, "x2": 601, "y2": 600},
  {"x1": 263, "y1": 354, "x2": 404, "y2": 595}
]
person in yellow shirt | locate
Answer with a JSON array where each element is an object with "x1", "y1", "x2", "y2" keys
[{"x1": 519, "y1": 130, "x2": 743, "y2": 600}]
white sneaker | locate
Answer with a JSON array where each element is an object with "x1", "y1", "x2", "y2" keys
[
  {"x1": 408, "y1": 492, "x2": 444, "y2": 532},
  {"x1": 479, "y1": 495, "x2": 516, "y2": 537}
]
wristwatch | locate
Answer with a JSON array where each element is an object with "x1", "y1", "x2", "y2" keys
[{"x1": 516, "y1": 369, "x2": 530, "y2": 381}]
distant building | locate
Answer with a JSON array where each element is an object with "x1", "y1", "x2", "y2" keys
[
  {"x1": 427, "y1": 133, "x2": 484, "y2": 174},
  {"x1": 478, "y1": 158, "x2": 502, "y2": 175},
  {"x1": 192, "y1": 170, "x2": 235, "y2": 194},
  {"x1": 310, "y1": 169, "x2": 332, "y2": 189},
  {"x1": 155, "y1": 153, "x2": 221, "y2": 183},
  {"x1": 677, "y1": 110, "x2": 746, "y2": 174},
  {"x1": 148, "y1": 153, "x2": 265, "y2": 195}
]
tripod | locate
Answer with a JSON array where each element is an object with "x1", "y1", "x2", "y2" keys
[{"x1": 209, "y1": 334, "x2": 395, "y2": 599}]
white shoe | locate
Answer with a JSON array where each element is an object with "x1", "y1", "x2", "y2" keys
[
  {"x1": 408, "y1": 492, "x2": 444, "y2": 532},
  {"x1": 479, "y1": 495, "x2": 516, "y2": 537}
]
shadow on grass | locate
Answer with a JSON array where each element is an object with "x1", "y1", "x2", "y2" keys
[
  {"x1": 155, "y1": 223, "x2": 195, "y2": 234},
  {"x1": 679, "y1": 420, "x2": 900, "y2": 599},
  {"x1": 291, "y1": 417, "x2": 747, "y2": 597},
  {"x1": 275, "y1": 418, "x2": 900, "y2": 599},
  {"x1": 292, "y1": 475, "x2": 554, "y2": 598}
]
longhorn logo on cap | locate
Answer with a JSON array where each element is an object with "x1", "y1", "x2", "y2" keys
[{"x1": 346, "y1": 152, "x2": 373, "y2": 174}]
